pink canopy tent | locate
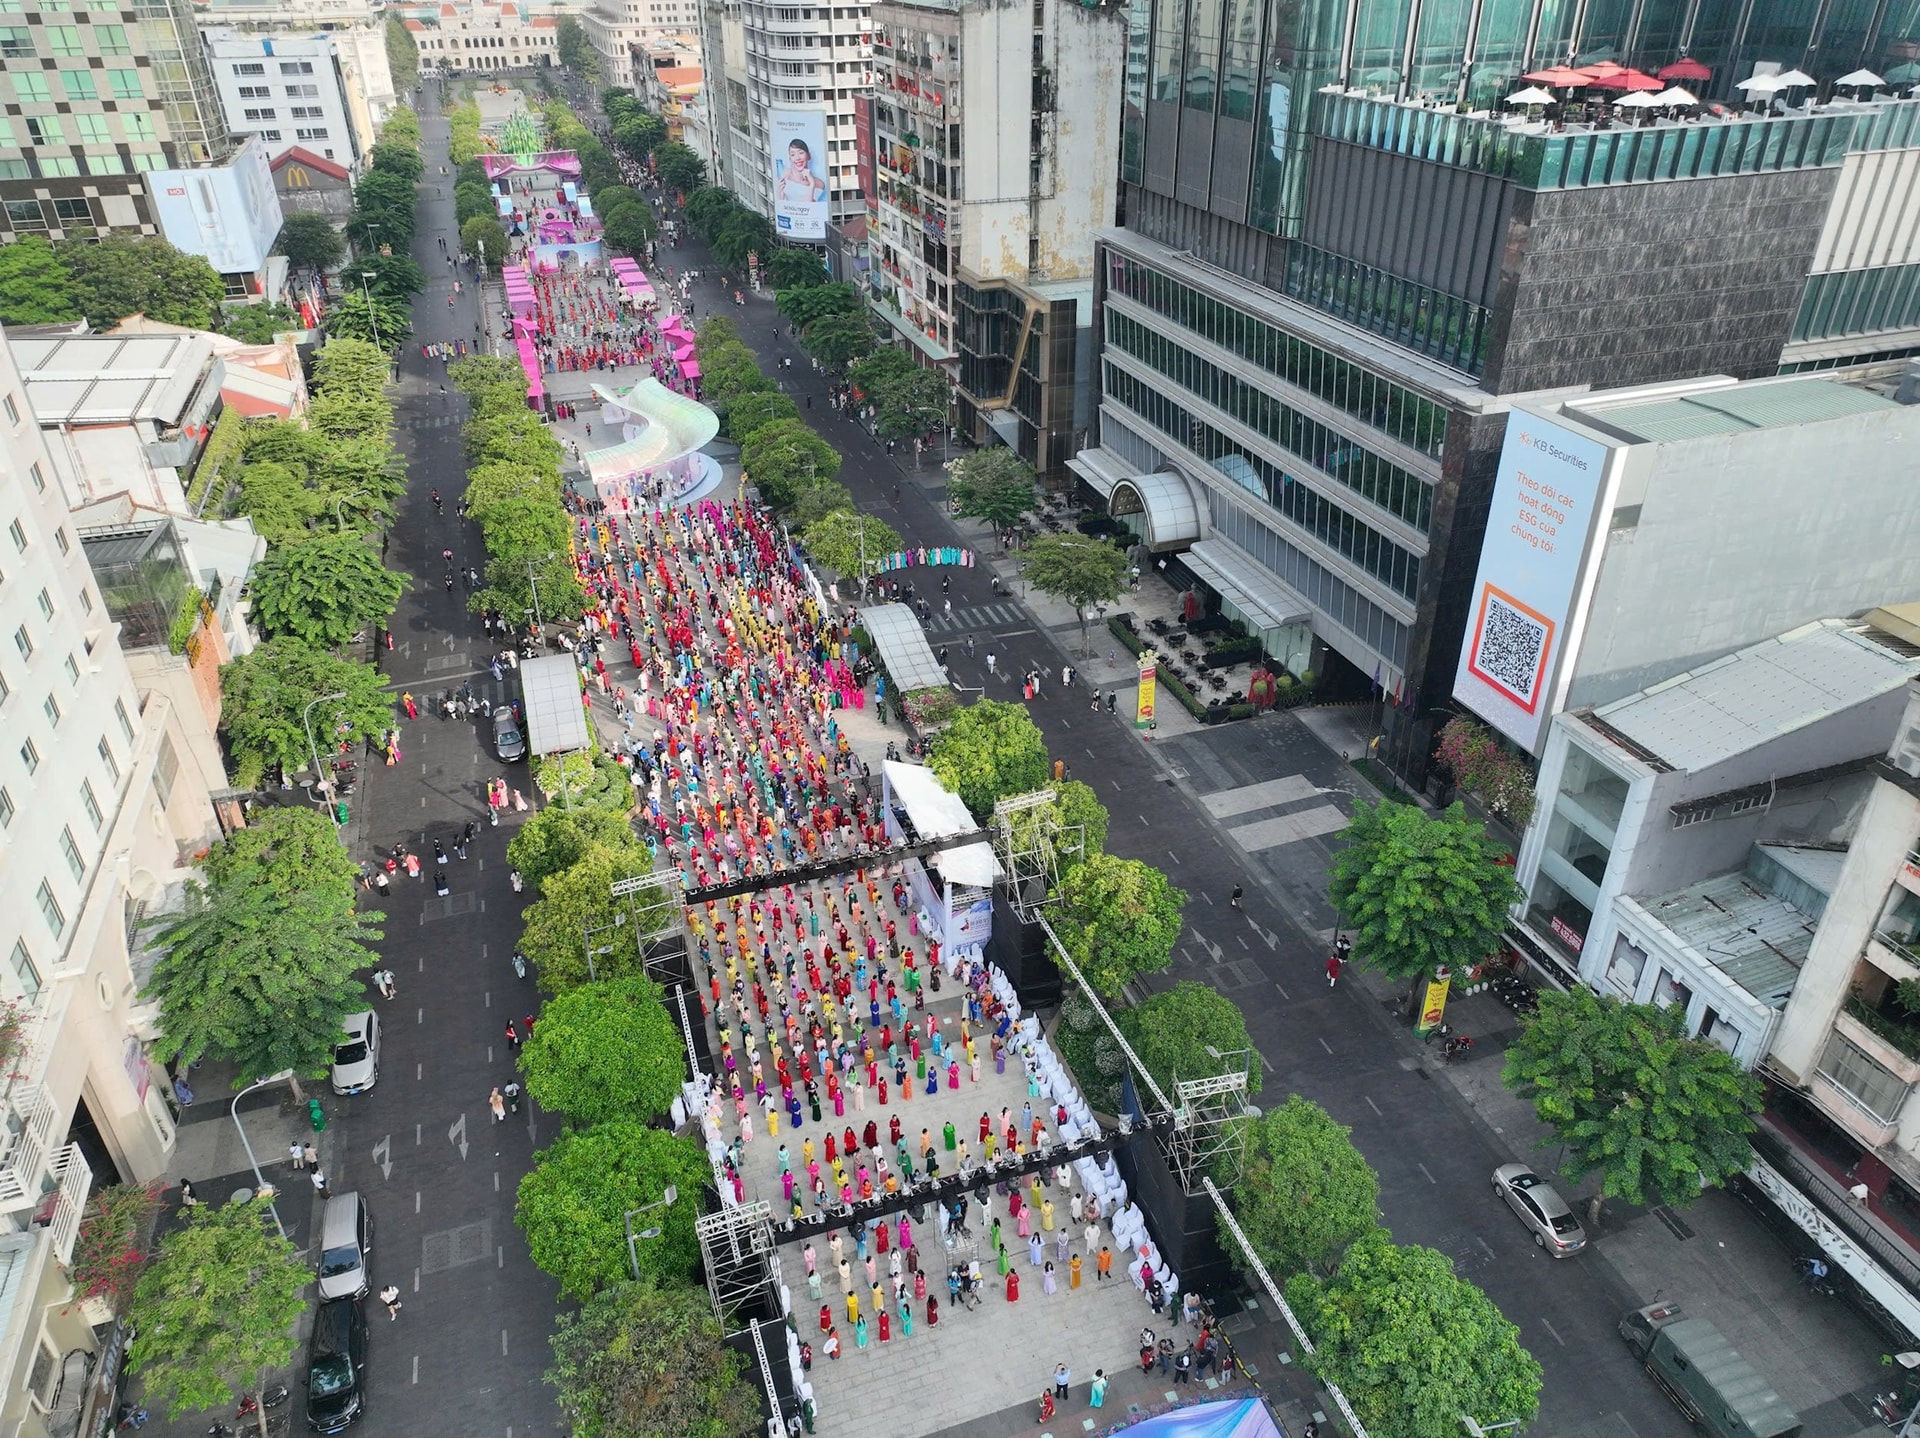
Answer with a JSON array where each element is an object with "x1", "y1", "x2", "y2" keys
[
  {"x1": 481, "y1": 151, "x2": 581, "y2": 178},
  {"x1": 679, "y1": 359, "x2": 702, "y2": 380}
]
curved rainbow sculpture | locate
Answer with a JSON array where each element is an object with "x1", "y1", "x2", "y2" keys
[{"x1": 582, "y1": 377, "x2": 722, "y2": 505}]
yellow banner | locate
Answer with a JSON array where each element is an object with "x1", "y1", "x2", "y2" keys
[
  {"x1": 1416, "y1": 974, "x2": 1452, "y2": 1035},
  {"x1": 1135, "y1": 657, "x2": 1157, "y2": 730}
]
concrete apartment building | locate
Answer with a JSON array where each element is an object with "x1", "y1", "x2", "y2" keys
[
  {"x1": 202, "y1": 29, "x2": 364, "y2": 173},
  {"x1": 0, "y1": 326, "x2": 225, "y2": 1438},
  {"x1": 403, "y1": 1, "x2": 557, "y2": 73},
  {"x1": 1068, "y1": 0, "x2": 1920, "y2": 777},
  {"x1": 577, "y1": 0, "x2": 701, "y2": 90},
  {"x1": 192, "y1": 0, "x2": 396, "y2": 157},
  {"x1": 863, "y1": 0, "x2": 1126, "y2": 478}
]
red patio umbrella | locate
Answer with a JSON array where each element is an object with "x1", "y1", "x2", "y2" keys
[
  {"x1": 1522, "y1": 66, "x2": 1593, "y2": 86},
  {"x1": 1587, "y1": 69, "x2": 1663, "y2": 90},
  {"x1": 1578, "y1": 60, "x2": 1631, "y2": 79},
  {"x1": 1658, "y1": 56, "x2": 1712, "y2": 81}
]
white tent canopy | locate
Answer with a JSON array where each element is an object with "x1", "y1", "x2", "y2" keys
[
  {"x1": 881, "y1": 760, "x2": 999, "y2": 888},
  {"x1": 1771, "y1": 69, "x2": 1816, "y2": 87},
  {"x1": 520, "y1": 654, "x2": 591, "y2": 755},
  {"x1": 861, "y1": 602, "x2": 948, "y2": 694}
]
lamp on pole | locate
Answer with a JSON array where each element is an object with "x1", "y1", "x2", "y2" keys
[
  {"x1": 231, "y1": 1071, "x2": 294, "y2": 1241},
  {"x1": 331, "y1": 488, "x2": 369, "y2": 532},
  {"x1": 356, "y1": 271, "x2": 384, "y2": 352},
  {"x1": 583, "y1": 914, "x2": 623, "y2": 979},
  {"x1": 623, "y1": 1184, "x2": 678, "y2": 1280},
  {"x1": 303, "y1": 690, "x2": 349, "y2": 802}
]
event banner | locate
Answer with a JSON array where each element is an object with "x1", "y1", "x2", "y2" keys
[
  {"x1": 1135, "y1": 656, "x2": 1157, "y2": 730},
  {"x1": 770, "y1": 109, "x2": 830, "y2": 240}
]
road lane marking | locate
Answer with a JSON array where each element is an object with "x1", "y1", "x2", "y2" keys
[
  {"x1": 1364, "y1": 1096, "x2": 1381, "y2": 1116},
  {"x1": 1274, "y1": 982, "x2": 1291, "y2": 1000},
  {"x1": 1416, "y1": 1163, "x2": 1436, "y2": 1185},
  {"x1": 412, "y1": 1356, "x2": 419, "y2": 1385},
  {"x1": 1542, "y1": 1318, "x2": 1566, "y2": 1346},
  {"x1": 1318, "y1": 1038, "x2": 1333, "y2": 1054},
  {"x1": 415, "y1": 1191, "x2": 421, "y2": 1214},
  {"x1": 373, "y1": 1135, "x2": 391, "y2": 1179},
  {"x1": 450, "y1": 1113, "x2": 469, "y2": 1159}
]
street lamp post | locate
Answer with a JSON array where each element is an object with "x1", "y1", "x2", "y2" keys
[
  {"x1": 623, "y1": 1184, "x2": 678, "y2": 1280},
  {"x1": 356, "y1": 271, "x2": 383, "y2": 352},
  {"x1": 231, "y1": 1072, "x2": 294, "y2": 1241},
  {"x1": 331, "y1": 488, "x2": 369, "y2": 533},
  {"x1": 302, "y1": 690, "x2": 350, "y2": 801}
]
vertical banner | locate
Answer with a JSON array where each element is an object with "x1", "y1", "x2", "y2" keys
[
  {"x1": 852, "y1": 94, "x2": 876, "y2": 209},
  {"x1": 1134, "y1": 656, "x2": 1157, "y2": 730},
  {"x1": 1416, "y1": 971, "x2": 1452, "y2": 1036},
  {"x1": 770, "y1": 108, "x2": 830, "y2": 240}
]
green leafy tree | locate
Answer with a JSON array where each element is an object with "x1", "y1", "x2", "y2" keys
[
  {"x1": 801, "y1": 311, "x2": 876, "y2": 371},
  {"x1": 521, "y1": 844, "x2": 673, "y2": 993},
  {"x1": 274, "y1": 212, "x2": 346, "y2": 273},
  {"x1": 786, "y1": 479, "x2": 854, "y2": 530},
  {"x1": 476, "y1": 549, "x2": 586, "y2": 628},
  {"x1": 466, "y1": 410, "x2": 565, "y2": 470},
  {"x1": 201, "y1": 805, "x2": 360, "y2": 899},
  {"x1": 520, "y1": 976, "x2": 686, "y2": 1126},
  {"x1": 247, "y1": 534, "x2": 406, "y2": 648},
  {"x1": 739, "y1": 418, "x2": 841, "y2": 511},
  {"x1": 0, "y1": 236, "x2": 77, "y2": 324},
  {"x1": 451, "y1": 353, "x2": 526, "y2": 393},
  {"x1": 711, "y1": 206, "x2": 773, "y2": 268},
  {"x1": 766, "y1": 246, "x2": 827, "y2": 290},
  {"x1": 1053, "y1": 854, "x2": 1186, "y2": 999},
  {"x1": 1286, "y1": 1230, "x2": 1541, "y2": 1438},
  {"x1": 518, "y1": 1123, "x2": 710, "y2": 1299},
  {"x1": 380, "y1": 105, "x2": 421, "y2": 151},
  {"x1": 353, "y1": 169, "x2": 418, "y2": 226},
  {"x1": 1228, "y1": 1096, "x2": 1380, "y2": 1279},
  {"x1": 612, "y1": 112, "x2": 667, "y2": 158},
  {"x1": 1022, "y1": 533, "x2": 1128, "y2": 653},
  {"x1": 143, "y1": 809, "x2": 383, "y2": 1091},
  {"x1": 803, "y1": 509, "x2": 899, "y2": 591},
  {"x1": 950, "y1": 445, "x2": 1037, "y2": 543},
  {"x1": 721, "y1": 389, "x2": 799, "y2": 444},
  {"x1": 507, "y1": 805, "x2": 637, "y2": 890},
  {"x1": 684, "y1": 185, "x2": 738, "y2": 238},
  {"x1": 221, "y1": 303, "x2": 301, "y2": 345},
  {"x1": 868, "y1": 362, "x2": 949, "y2": 443},
  {"x1": 368, "y1": 141, "x2": 425, "y2": 182},
  {"x1": 601, "y1": 204, "x2": 656, "y2": 259},
  {"x1": 1504, "y1": 987, "x2": 1761, "y2": 1221},
  {"x1": 65, "y1": 236, "x2": 225, "y2": 329},
  {"x1": 385, "y1": 13, "x2": 419, "y2": 91},
  {"x1": 1052, "y1": 779, "x2": 1109, "y2": 869},
  {"x1": 555, "y1": 14, "x2": 601, "y2": 81},
  {"x1": 777, "y1": 280, "x2": 862, "y2": 330},
  {"x1": 455, "y1": 181, "x2": 496, "y2": 228},
  {"x1": 928, "y1": 699, "x2": 1049, "y2": 820},
  {"x1": 548, "y1": 1277, "x2": 761, "y2": 1438},
  {"x1": 532, "y1": 750, "x2": 631, "y2": 812},
  {"x1": 218, "y1": 638, "x2": 394, "y2": 789},
  {"x1": 325, "y1": 289, "x2": 409, "y2": 349},
  {"x1": 1326, "y1": 800, "x2": 1523, "y2": 984},
  {"x1": 127, "y1": 1198, "x2": 309, "y2": 1426},
  {"x1": 355, "y1": 251, "x2": 428, "y2": 300},
  {"x1": 700, "y1": 340, "x2": 773, "y2": 410},
  {"x1": 654, "y1": 142, "x2": 707, "y2": 194},
  {"x1": 308, "y1": 392, "x2": 394, "y2": 445},
  {"x1": 234, "y1": 461, "x2": 324, "y2": 543},
  {"x1": 312, "y1": 338, "x2": 393, "y2": 400},
  {"x1": 1115, "y1": 982, "x2": 1262, "y2": 1100},
  {"x1": 462, "y1": 215, "x2": 510, "y2": 269}
]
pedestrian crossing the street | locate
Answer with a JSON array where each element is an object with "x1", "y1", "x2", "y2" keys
[{"x1": 917, "y1": 602, "x2": 1025, "y2": 635}]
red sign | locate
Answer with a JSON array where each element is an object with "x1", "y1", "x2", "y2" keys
[
  {"x1": 1550, "y1": 917, "x2": 1585, "y2": 952},
  {"x1": 852, "y1": 94, "x2": 875, "y2": 210}
]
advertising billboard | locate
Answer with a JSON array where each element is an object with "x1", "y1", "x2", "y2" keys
[
  {"x1": 147, "y1": 138, "x2": 283, "y2": 276},
  {"x1": 1452, "y1": 413, "x2": 1614, "y2": 754},
  {"x1": 852, "y1": 94, "x2": 875, "y2": 210},
  {"x1": 770, "y1": 108, "x2": 830, "y2": 240}
]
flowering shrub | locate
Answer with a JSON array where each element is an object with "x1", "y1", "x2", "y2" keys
[
  {"x1": 1435, "y1": 716, "x2": 1537, "y2": 829},
  {"x1": 69, "y1": 1181, "x2": 165, "y2": 1314}
]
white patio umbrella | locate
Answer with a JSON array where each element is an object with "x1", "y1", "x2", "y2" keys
[
  {"x1": 1770, "y1": 69, "x2": 1816, "y2": 88},
  {"x1": 1653, "y1": 86, "x2": 1700, "y2": 105},
  {"x1": 1615, "y1": 90, "x2": 1662, "y2": 107},
  {"x1": 1834, "y1": 68, "x2": 1884, "y2": 88},
  {"x1": 1735, "y1": 73, "x2": 1781, "y2": 91},
  {"x1": 1505, "y1": 86, "x2": 1557, "y2": 106}
]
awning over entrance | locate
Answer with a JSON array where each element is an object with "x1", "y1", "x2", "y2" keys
[
  {"x1": 1184, "y1": 539, "x2": 1311, "y2": 631},
  {"x1": 860, "y1": 602, "x2": 948, "y2": 693},
  {"x1": 1110, "y1": 471, "x2": 1202, "y2": 551},
  {"x1": 1064, "y1": 445, "x2": 1130, "y2": 499}
]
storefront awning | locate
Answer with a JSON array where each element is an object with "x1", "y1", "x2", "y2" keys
[
  {"x1": 860, "y1": 602, "x2": 949, "y2": 693},
  {"x1": 1110, "y1": 471, "x2": 1202, "y2": 551},
  {"x1": 1064, "y1": 446, "x2": 1129, "y2": 498},
  {"x1": 1184, "y1": 538, "x2": 1312, "y2": 631}
]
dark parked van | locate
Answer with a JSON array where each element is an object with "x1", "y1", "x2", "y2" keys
[{"x1": 306, "y1": 1298, "x2": 368, "y2": 1433}]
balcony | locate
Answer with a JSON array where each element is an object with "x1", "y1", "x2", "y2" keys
[
  {"x1": 1871, "y1": 931, "x2": 1920, "y2": 983},
  {"x1": 0, "y1": 1086, "x2": 58, "y2": 1212},
  {"x1": 1838, "y1": 1001, "x2": 1920, "y2": 1084},
  {"x1": 1897, "y1": 850, "x2": 1920, "y2": 900},
  {"x1": 33, "y1": 1144, "x2": 92, "y2": 1267}
]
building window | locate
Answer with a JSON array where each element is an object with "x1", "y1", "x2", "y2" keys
[
  {"x1": 35, "y1": 880, "x2": 63, "y2": 938},
  {"x1": 35, "y1": 588, "x2": 52, "y2": 621},
  {"x1": 47, "y1": 196, "x2": 87, "y2": 224},
  {"x1": 0, "y1": 670, "x2": 9, "y2": 704},
  {"x1": 97, "y1": 736, "x2": 118, "y2": 783},
  {"x1": 19, "y1": 737, "x2": 38, "y2": 773},
  {"x1": 43, "y1": 24, "x2": 81, "y2": 54},
  {"x1": 53, "y1": 528, "x2": 68, "y2": 555},
  {"x1": 296, "y1": 127, "x2": 329, "y2": 141},
  {"x1": 79, "y1": 777, "x2": 99, "y2": 829},
  {"x1": 93, "y1": 22, "x2": 128, "y2": 53},
  {"x1": 154, "y1": 733, "x2": 177, "y2": 805},
  {"x1": 242, "y1": 108, "x2": 276, "y2": 122},
  {"x1": 0, "y1": 786, "x2": 12, "y2": 828},
  {"x1": 8, "y1": 940, "x2": 39, "y2": 999},
  {"x1": 41, "y1": 693, "x2": 58, "y2": 728},
  {"x1": 24, "y1": 115, "x2": 64, "y2": 147},
  {"x1": 107, "y1": 68, "x2": 142, "y2": 99},
  {"x1": 62, "y1": 653, "x2": 77, "y2": 685},
  {"x1": 12, "y1": 70, "x2": 48, "y2": 102},
  {"x1": 3, "y1": 200, "x2": 44, "y2": 230},
  {"x1": 0, "y1": 27, "x2": 33, "y2": 55},
  {"x1": 13, "y1": 625, "x2": 30, "y2": 661},
  {"x1": 58, "y1": 825, "x2": 82, "y2": 881},
  {"x1": 231, "y1": 61, "x2": 265, "y2": 76},
  {"x1": 61, "y1": 68, "x2": 94, "y2": 100},
  {"x1": 257, "y1": 129, "x2": 282, "y2": 142},
  {"x1": 28, "y1": 463, "x2": 43, "y2": 494},
  {"x1": 115, "y1": 696, "x2": 133, "y2": 743},
  {"x1": 7, "y1": 520, "x2": 22, "y2": 552},
  {"x1": 0, "y1": 160, "x2": 30, "y2": 181},
  {"x1": 69, "y1": 114, "x2": 107, "y2": 147},
  {"x1": 278, "y1": 60, "x2": 313, "y2": 75},
  {"x1": 78, "y1": 587, "x2": 92, "y2": 614},
  {"x1": 236, "y1": 84, "x2": 268, "y2": 98},
  {"x1": 84, "y1": 150, "x2": 124, "y2": 176},
  {"x1": 1819, "y1": 1032, "x2": 1910, "y2": 1125}
]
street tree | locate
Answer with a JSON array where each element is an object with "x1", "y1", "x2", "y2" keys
[
  {"x1": 312, "y1": 338, "x2": 393, "y2": 399},
  {"x1": 555, "y1": 15, "x2": 600, "y2": 81},
  {"x1": 307, "y1": 392, "x2": 394, "y2": 446},
  {"x1": 384, "y1": 14, "x2": 418, "y2": 91},
  {"x1": 520, "y1": 975, "x2": 687, "y2": 1127},
  {"x1": 222, "y1": 303, "x2": 301, "y2": 345},
  {"x1": 699, "y1": 341, "x2": 775, "y2": 411},
  {"x1": 1022, "y1": 533, "x2": 1128, "y2": 653},
  {"x1": 368, "y1": 140, "x2": 424, "y2": 182},
  {"x1": 354, "y1": 251, "x2": 428, "y2": 300},
  {"x1": 870, "y1": 363, "x2": 950, "y2": 444},
  {"x1": 684, "y1": 185, "x2": 738, "y2": 238},
  {"x1": 507, "y1": 805, "x2": 641, "y2": 890},
  {"x1": 66, "y1": 236, "x2": 225, "y2": 330},
  {"x1": 1286, "y1": 1230, "x2": 1541, "y2": 1438},
  {"x1": 786, "y1": 479, "x2": 855, "y2": 530},
  {"x1": 654, "y1": 142, "x2": 707, "y2": 194},
  {"x1": 711, "y1": 206, "x2": 774, "y2": 269},
  {"x1": 739, "y1": 418, "x2": 841, "y2": 511},
  {"x1": 803, "y1": 509, "x2": 900, "y2": 592},
  {"x1": 476, "y1": 549, "x2": 586, "y2": 628},
  {"x1": 518, "y1": 1122, "x2": 710, "y2": 1299},
  {"x1": 766, "y1": 246, "x2": 828, "y2": 290},
  {"x1": 461, "y1": 215, "x2": 510, "y2": 269},
  {"x1": 601, "y1": 205, "x2": 656, "y2": 259},
  {"x1": 721, "y1": 389, "x2": 799, "y2": 444},
  {"x1": 612, "y1": 113, "x2": 669, "y2": 159},
  {"x1": 1229, "y1": 1096, "x2": 1380, "y2": 1279},
  {"x1": 532, "y1": 751, "x2": 632, "y2": 813},
  {"x1": 324, "y1": 289, "x2": 410, "y2": 349},
  {"x1": 802, "y1": 311, "x2": 877, "y2": 371},
  {"x1": 273, "y1": 213, "x2": 345, "y2": 274},
  {"x1": 217, "y1": 638, "x2": 394, "y2": 789},
  {"x1": 234, "y1": 461, "x2": 324, "y2": 544},
  {"x1": 466, "y1": 410, "x2": 565, "y2": 470},
  {"x1": 0, "y1": 236, "x2": 77, "y2": 325},
  {"x1": 201, "y1": 806, "x2": 359, "y2": 900},
  {"x1": 1115, "y1": 981, "x2": 1262, "y2": 1101},
  {"x1": 451, "y1": 353, "x2": 527, "y2": 393},
  {"x1": 143, "y1": 808, "x2": 382, "y2": 1092},
  {"x1": 1504, "y1": 987, "x2": 1761, "y2": 1221},
  {"x1": 247, "y1": 534, "x2": 407, "y2": 649},
  {"x1": 777, "y1": 280, "x2": 862, "y2": 330},
  {"x1": 127, "y1": 1198, "x2": 309, "y2": 1430},
  {"x1": 520, "y1": 843, "x2": 674, "y2": 993},
  {"x1": 1052, "y1": 779, "x2": 1109, "y2": 869},
  {"x1": 1053, "y1": 853, "x2": 1186, "y2": 999},
  {"x1": 548, "y1": 1276, "x2": 761, "y2": 1438},
  {"x1": 455, "y1": 181, "x2": 495, "y2": 228},
  {"x1": 928, "y1": 699, "x2": 1050, "y2": 821},
  {"x1": 1327, "y1": 799, "x2": 1521, "y2": 985},
  {"x1": 950, "y1": 445, "x2": 1037, "y2": 543}
]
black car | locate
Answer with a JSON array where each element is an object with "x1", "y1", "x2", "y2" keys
[{"x1": 306, "y1": 1297, "x2": 368, "y2": 1432}]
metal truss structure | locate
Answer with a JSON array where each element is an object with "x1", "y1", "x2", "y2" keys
[
  {"x1": 1165, "y1": 1063, "x2": 1254, "y2": 1191},
  {"x1": 695, "y1": 1201, "x2": 782, "y2": 1323},
  {"x1": 992, "y1": 787, "x2": 1079, "y2": 922}
]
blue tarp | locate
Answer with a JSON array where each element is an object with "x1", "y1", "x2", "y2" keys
[{"x1": 1118, "y1": 1398, "x2": 1287, "y2": 1438}]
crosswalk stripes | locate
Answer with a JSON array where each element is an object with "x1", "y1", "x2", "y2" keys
[{"x1": 918, "y1": 602, "x2": 1025, "y2": 635}]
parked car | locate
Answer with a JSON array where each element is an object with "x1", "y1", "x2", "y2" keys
[
  {"x1": 492, "y1": 705, "x2": 526, "y2": 761},
  {"x1": 330, "y1": 1011, "x2": 380, "y2": 1096},
  {"x1": 1492, "y1": 1162, "x2": 1586, "y2": 1256},
  {"x1": 317, "y1": 1192, "x2": 372, "y2": 1301},
  {"x1": 305, "y1": 1297, "x2": 368, "y2": 1432}
]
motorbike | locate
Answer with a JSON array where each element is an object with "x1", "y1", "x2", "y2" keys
[{"x1": 1441, "y1": 1033, "x2": 1474, "y2": 1061}]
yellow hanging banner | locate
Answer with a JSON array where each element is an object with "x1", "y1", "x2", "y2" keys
[{"x1": 1135, "y1": 656, "x2": 1157, "y2": 730}]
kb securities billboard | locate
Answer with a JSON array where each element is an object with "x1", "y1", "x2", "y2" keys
[
  {"x1": 1452, "y1": 412, "x2": 1617, "y2": 754},
  {"x1": 770, "y1": 109, "x2": 830, "y2": 240}
]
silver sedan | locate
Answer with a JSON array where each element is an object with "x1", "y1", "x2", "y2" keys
[{"x1": 1493, "y1": 1163, "x2": 1587, "y2": 1256}]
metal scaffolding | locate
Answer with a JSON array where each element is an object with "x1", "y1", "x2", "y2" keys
[
  {"x1": 992, "y1": 787, "x2": 1079, "y2": 922},
  {"x1": 695, "y1": 1201, "x2": 782, "y2": 1323},
  {"x1": 1165, "y1": 1062, "x2": 1255, "y2": 1191}
]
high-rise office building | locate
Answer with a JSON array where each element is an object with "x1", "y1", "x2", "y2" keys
[
  {"x1": 1072, "y1": 0, "x2": 1920, "y2": 776},
  {"x1": 203, "y1": 29, "x2": 365, "y2": 173},
  {"x1": 0, "y1": 0, "x2": 232, "y2": 239},
  {"x1": 193, "y1": 0, "x2": 398, "y2": 160}
]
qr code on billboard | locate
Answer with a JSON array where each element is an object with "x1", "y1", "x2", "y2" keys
[{"x1": 1468, "y1": 586, "x2": 1552, "y2": 711}]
